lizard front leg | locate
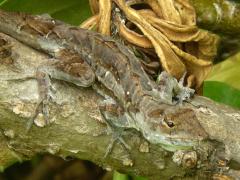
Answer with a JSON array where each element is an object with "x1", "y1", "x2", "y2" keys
[
  {"x1": 26, "y1": 57, "x2": 95, "y2": 131},
  {"x1": 98, "y1": 98, "x2": 132, "y2": 158}
]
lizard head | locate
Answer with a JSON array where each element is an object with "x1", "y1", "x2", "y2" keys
[{"x1": 136, "y1": 105, "x2": 208, "y2": 151}]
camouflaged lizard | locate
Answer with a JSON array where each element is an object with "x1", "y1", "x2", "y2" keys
[{"x1": 0, "y1": 10, "x2": 208, "y2": 151}]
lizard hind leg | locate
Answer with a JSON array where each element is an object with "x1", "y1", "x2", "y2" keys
[
  {"x1": 104, "y1": 127, "x2": 130, "y2": 159},
  {"x1": 27, "y1": 59, "x2": 95, "y2": 132},
  {"x1": 99, "y1": 98, "x2": 131, "y2": 158},
  {"x1": 26, "y1": 67, "x2": 55, "y2": 132}
]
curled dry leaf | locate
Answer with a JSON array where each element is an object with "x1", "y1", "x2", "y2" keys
[
  {"x1": 80, "y1": 14, "x2": 99, "y2": 30},
  {"x1": 145, "y1": 0, "x2": 163, "y2": 18},
  {"x1": 151, "y1": 0, "x2": 182, "y2": 24},
  {"x1": 98, "y1": 0, "x2": 111, "y2": 35},
  {"x1": 81, "y1": 0, "x2": 219, "y2": 91},
  {"x1": 115, "y1": 0, "x2": 187, "y2": 80},
  {"x1": 117, "y1": 15, "x2": 153, "y2": 48},
  {"x1": 89, "y1": 0, "x2": 99, "y2": 14}
]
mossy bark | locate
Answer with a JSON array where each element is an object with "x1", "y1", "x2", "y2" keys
[
  {"x1": 190, "y1": 0, "x2": 240, "y2": 61},
  {"x1": 191, "y1": 0, "x2": 240, "y2": 36}
]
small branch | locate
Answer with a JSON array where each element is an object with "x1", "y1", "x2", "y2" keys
[
  {"x1": 191, "y1": 0, "x2": 240, "y2": 60},
  {"x1": 191, "y1": 0, "x2": 240, "y2": 36}
]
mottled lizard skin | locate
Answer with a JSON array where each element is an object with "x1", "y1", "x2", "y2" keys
[{"x1": 0, "y1": 10, "x2": 208, "y2": 150}]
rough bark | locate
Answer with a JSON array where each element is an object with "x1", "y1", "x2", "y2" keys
[{"x1": 0, "y1": 32, "x2": 240, "y2": 179}]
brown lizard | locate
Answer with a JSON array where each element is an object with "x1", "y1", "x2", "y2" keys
[{"x1": 0, "y1": 10, "x2": 208, "y2": 152}]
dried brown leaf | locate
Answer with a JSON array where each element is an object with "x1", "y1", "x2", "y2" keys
[
  {"x1": 117, "y1": 17, "x2": 153, "y2": 48},
  {"x1": 89, "y1": 0, "x2": 99, "y2": 14},
  {"x1": 85, "y1": 0, "x2": 219, "y2": 90},
  {"x1": 80, "y1": 14, "x2": 99, "y2": 30},
  {"x1": 98, "y1": 0, "x2": 112, "y2": 35},
  {"x1": 115, "y1": 0, "x2": 186, "y2": 79}
]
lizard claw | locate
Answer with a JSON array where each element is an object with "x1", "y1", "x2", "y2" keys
[
  {"x1": 104, "y1": 128, "x2": 131, "y2": 158},
  {"x1": 26, "y1": 97, "x2": 51, "y2": 133},
  {"x1": 26, "y1": 70, "x2": 56, "y2": 132},
  {"x1": 98, "y1": 98, "x2": 131, "y2": 158}
]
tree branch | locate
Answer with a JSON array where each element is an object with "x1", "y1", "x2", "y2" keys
[
  {"x1": 0, "y1": 32, "x2": 240, "y2": 179},
  {"x1": 191, "y1": 0, "x2": 240, "y2": 60},
  {"x1": 0, "y1": 18, "x2": 239, "y2": 179},
  {"x1": 0, "y1": 32, "x2": 193, "y2": 179},
  {"x1": 191, "y1": 0, "x2": 240, "y2": 36}
]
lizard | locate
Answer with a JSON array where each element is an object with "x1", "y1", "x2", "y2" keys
[{"x1": 0, "y1": 10, "x2": 208, "y2": 152}]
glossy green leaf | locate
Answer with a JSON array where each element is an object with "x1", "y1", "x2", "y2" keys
[
  {"x1": 207, "y1": 52, "x2": 240, "y2": 90},
  {"x1": 0, "y1": 0, "x2": 91, "y2": 25},
  {"x1": 205, "y1": 51, "x2": 240, "y2": 108},
  {"x1": 203, "y1": 81, "x2": 240, "y2": 108}
]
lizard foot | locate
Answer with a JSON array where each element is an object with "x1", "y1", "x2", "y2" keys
[
  {"x1": 98, "y1": 98, "x2": 131, "y2": 158},
  {"x1": 25, "y1": 57, "x2": 95, "y2": 132},
  {"x1": 104, "y1": 127, "x2": 131, "y2": 158},
  {"x1": 26, "y1": 69, "x2": 56, "y2": 132}
]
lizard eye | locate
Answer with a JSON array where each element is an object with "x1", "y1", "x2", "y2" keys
[
  {"x1": 165, "y1": 120, "x2": 175, "y2": 128},
  {"x1": 172, "y1": 96, "x2": 179, "y2": 101}
]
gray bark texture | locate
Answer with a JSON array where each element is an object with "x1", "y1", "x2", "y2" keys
[{"x1": 0, "y1": 32, "x2": 240, "y2": 179}]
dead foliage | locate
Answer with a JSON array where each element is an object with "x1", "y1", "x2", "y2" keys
[{"x1": 80, "y1": 0, "x2": 219, "y2": 92}]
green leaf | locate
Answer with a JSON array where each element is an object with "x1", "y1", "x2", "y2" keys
[
  {"x1": 113, "y1": 171, "x2": 130, "y2": 180},
  {"x1": 0, "y1": 0, "x2": 8, "y2": 6},
  {"x1": 203, "y1": 81, "x2": 240, "y2": 108},
  {"x1": 0, "y1": 0, "x2": 91, "y2": 25},
  {"x1": 132, "y1": 176, "x2": 148, "y2": 180},
  {"x1": 205, "y1": 51, "x2": 240, "y2": 108},
  {"x1": 207, "y1": 52, "x2": 240, "y2": 90}
]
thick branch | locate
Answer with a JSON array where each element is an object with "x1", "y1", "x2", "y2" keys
[
  {"x1": 0, "y1": 13, "x2": 239, "y2": 179},
  {"x1": 0, "y1": 33, "x2": 193, "y2": 179},
  {"x1": 0, "y1": 31, "x2": 240, "y2": 179}
]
